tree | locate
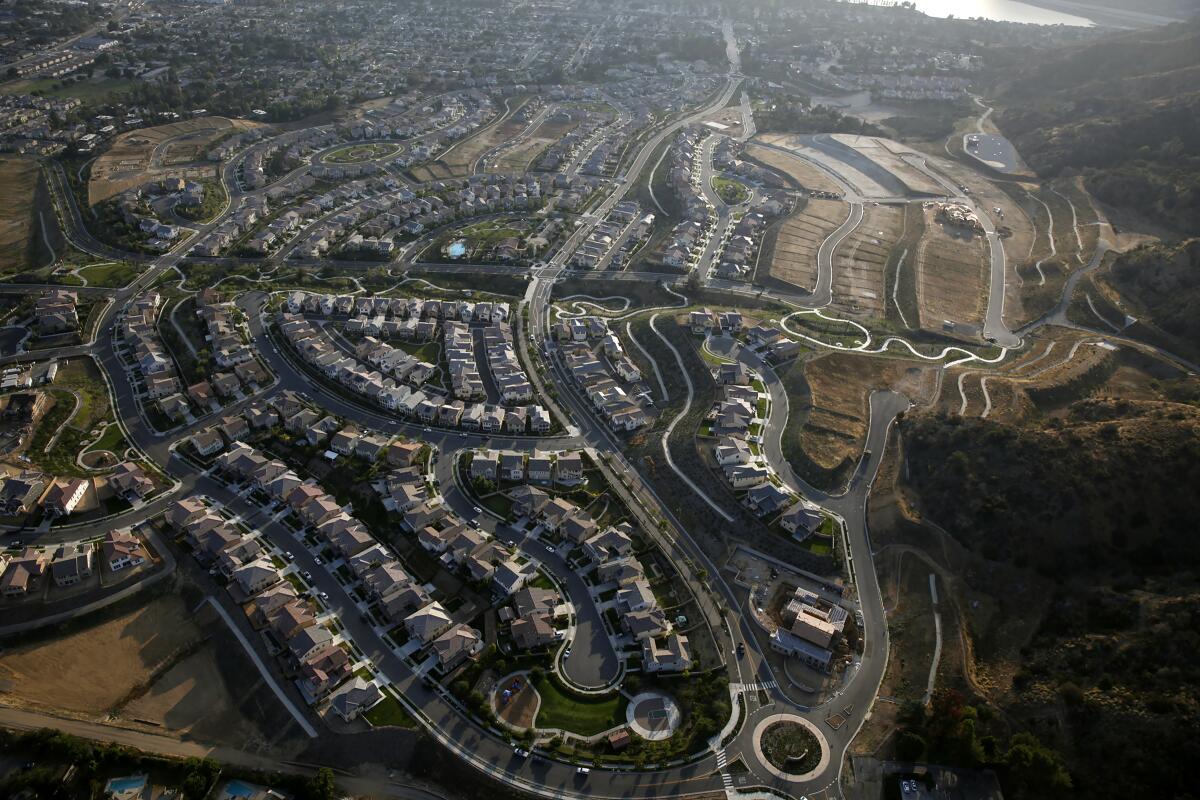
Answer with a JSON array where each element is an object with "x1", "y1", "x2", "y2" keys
[
  {"x1": 304, "y1": 767, "x2": 337, "y2": 800},
  {"x1": 1003, "y1": 733, "x2": 1072, "y2": 798},
  {"x1": 896, "y1": 731, "x2": 927, "y2": 762}
]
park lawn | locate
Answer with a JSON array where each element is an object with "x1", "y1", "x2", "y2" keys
[
  {"x1": 392, "y1": 339, "x2": 440, "y2": 362},
  {"x1": 78, "y1": 261, "x2": 140, "y2": 288},
  {"x1": 0, "y1": 76, "x2": 138, "y2": 104},
  {"x1": 83, "y1": 423, "x2": 128, "y2": 456},
  {"x1": 365, "y1": 693, "x2": 417, "y2": 728},
  {"x1": 534, "y1": 680, "x2": 627, "y2": 736}
]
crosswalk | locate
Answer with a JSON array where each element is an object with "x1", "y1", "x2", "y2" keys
[
  {"x1": 715, "y1": 750, "x2": 735, "y2": 794},
  {"x1": 734, "y1": 680, "x2": 779, "y2": 693}
]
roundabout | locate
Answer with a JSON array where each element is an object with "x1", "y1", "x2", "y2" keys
[
  {"x1": 750, "y1": 713, "x2": 829, "y2": 782},
  {"x1": 319, "y1": 141, "x2": 402, "y2": 164}
]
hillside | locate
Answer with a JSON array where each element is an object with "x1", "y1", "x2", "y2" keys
[
  {"x1": 994, "y1": 20, "x2": 1200, "y2": 235},
  {"x1": 1106, "y1": 238, "x2": 1200, "y2": 361},
  {"x1": 894, "y1": 399, "x2": 1200, "y2": 798}
]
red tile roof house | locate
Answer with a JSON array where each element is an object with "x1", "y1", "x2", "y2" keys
[
  {"x1": 43, "y1": 478, "x2": 88, "y2": 518},
  {"x1": 102, "y1": 529, "x2": 147, "y2": 571}
]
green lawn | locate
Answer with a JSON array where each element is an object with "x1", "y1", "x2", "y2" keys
[
  {"x1": 1, "y1": 76, "x2": 138, "y2": 104},
  {"x1": 82, "y1": 423, "x2": 126, "y2": 455},
  {"x1": 325, "y1": 142, "x2": 400, "y2": 164},
  {"x1": 364, "y1": 694, "x2": 417, "y2": 728},
  {"x1": 78, "y1": 261, "x2": 140, "y2": 288},
  {"x1": 533, "y1": 678, "x2": 627, "y2": 736},
  {"x1": 712, "y1": 176, "x2": 750, "y2": 205}
]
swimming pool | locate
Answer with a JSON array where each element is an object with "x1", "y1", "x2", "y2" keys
[
  {"x1": 104, "y1": 775, "x2": 147, "y2": 796},
  {"x1": 447, "y1": 241, "x2": 466, "y2": 258},
  {"x1": 220, "y1": 779, "x2": 259, "y2": 799}
]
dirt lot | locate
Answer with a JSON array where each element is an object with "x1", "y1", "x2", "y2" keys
[
  {"x1": 441, "y1": 102, "x2": 531, "y2": 177},
  {"x1": 0, "y1": 588, "x2": 304, "y2": 751},
  {"x1": 408, "y1": 162, "x2": 455, "y2": 182},
  {"x1": 829, "y1": 135, "x2": 945, "y2": 196},
  {"x1": 493, "y1": 117, "x2": 579, "y2": 173},
  {"x1": 88, "y1": 116, "x2": 264, "y2": 205},
  {"x1": 0, "y1": 592, "x2": 203, "y2": 714},
  {"x1": 831, "y1": 203, "x2": 903, "y2": 316},
  {"x1": 914, "y1": 209, "x2": 988, "y2": 330},
  {"x1": 798, "y1": 352, "x2": 933, "y2": 472},
  {"x1": 765, "y1": 199, "x2": 846, "y2": 290},
  {"x1": 0, "y1": 156, "x2": 54, "y2": 272},
  {"x1": 744, "y1": 143, "x2": 842, "y2": 195},
  {"x1": 496, "y1": 682, "x2": 538, "y2": 729}
]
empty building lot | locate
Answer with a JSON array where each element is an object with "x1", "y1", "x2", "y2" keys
[
  {"x1": 765, "y1": 199, "x2": 847, "y2": 291},
  {"x1": 915, "y1": 208, "x2": 989, "y2": 331},
  {"x1": 831, "y1": 202, "x2": 904, "y2": 317}
]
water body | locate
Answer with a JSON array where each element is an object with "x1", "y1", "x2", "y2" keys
[{"x1": 906, "y1": 0, "x2": 1096, "y2": 26}]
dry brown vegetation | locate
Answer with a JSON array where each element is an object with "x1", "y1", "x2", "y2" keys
[
  {"x1": 915, "y1": 209, "x2": 988, "y2": 329},
  {"x1": 89, "y1": 116, "x2": 264, "y2": 205},
  {"x1": 441, "y1": 103, "x2": 531, "y2": 177},
  {"x1": 766, "y1": 199, "x2": 845, "y2": 290},
  {"x1": 0, "y1": 157, "x2": 49, "y2": 271},
  {"x1": 830, "y1": 203, "x2": 903, "y2": 316},
  {"x1": 794, "y1": 352, "x2": 933, "y2": 474},
  {"x1": 493, "y1": 117, "x2": 579, "y2": 173}
]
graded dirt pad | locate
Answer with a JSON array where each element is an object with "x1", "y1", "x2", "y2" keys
[
  {"x1": 408, "y1": 162, "x2": 455, "y2": 182},
  {"x1": 442, "y1": 105, "x2": 530, "y2": 177},
  {"x1": 799, "y1": 352, "x2": 931, "y2": 471},
  {"x1": 831, "y1": 203, "x2": 902, "y2": 316},
  {"x1": 767, "y1": 199, "x2": 846, "y2": 291},
  {"x1": 829, "y1": 135, "x2": 945, "y2": 196},
  {"x1": 914, "y1": 210, "x2": 988, "y2": 329},
  {"x1": 0, "y1": 593, "x2": 203, "y2": 714},
  {"x1": 494, "y1": 117, "x2": 579, "y2": 173},
  {"x1": 496, "y1": 682, "x2": 538, "y2": 729},
  {"x1": 88, "y1": 116, "x2": 264, "y2": 205},
  {"x1": 0, "y1": 156, "x2": 48, "y2": 271},
  {"x1": 744, "y1": 143, "x2": 841, "y2": 195}
]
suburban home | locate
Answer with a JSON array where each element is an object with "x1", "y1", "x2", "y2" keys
[
  {"x1": 300, "y1": 644, "x2": 352, "y2": 697},
  {"x1": 288, "y1": 624, "x2": 335, "y2": 663},
  {"x1": 102, "y1": 529, "x2": 147, "y2": 571},
  {"x1": 642, "y1": 632, "x2": 692, "y2": 673},
  {"x1": 553, "y1": 452, "x2": 583, "y2": 484},
  {"x1": 511, "y1": 614, "x2": 556, "y2": 650},
  {"x1": 108, "y1": 462, "x2": 154, "y2": 501},
  {"x1": 43, "y1": 478, "x2": 88, "y2": 517},
  {"x1": 50, "y1": 543, "x2": 94, "y2": 587},
  {"x1": 404, "y1": 602, "x2": 453, "y2": 643},
  {"x1": 429, "y1": 623, "x2": 483, "y2": 671},
  {"x1": 190, "y1": 427, "x2": 225, "y2": 457},
  {"x1": 327, "y1": 677, "x2": 382, "y2": 722},
  {"x1": 1, "y1": 548, "x2": 48, "y2": 595},
  {"x1": 233, "y1": 559, "x2": 282, "y2": 596}
]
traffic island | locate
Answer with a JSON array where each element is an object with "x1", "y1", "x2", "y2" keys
[{"x1": 751, "y1": 714, "x2": 829, "y2": 782}]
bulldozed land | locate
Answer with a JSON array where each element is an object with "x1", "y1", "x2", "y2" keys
[
  {"x1": 829, "y1": 135, "x2": 945, "y2": 196},
  {"x1": 914, "y1": 209, "x2": 988, "y2": 330},
  {"x1": 0, "y1": 156, "x2": 53, "y2": 272},
  {"x1": 744, "y1": 143, "x2": 841, "y2": 194},
  {"x1": 0, "y1": 590, "x2": 301, "y2": 750},
  {"x1": 830, "y1": 202, "x2": 903, "y2": 317},
  {"x1": 493, "y1": 116, "x2": 579, "y2": 173},
  {"x1": 765, "y1": 199, "x2": 846, "y2": 291},
  {"x1": 441, "y1": 102, "x2": 530, "y2": 177},
  {"x1": 88, "y1": 116, "x2": 265, "y2": 205},
  {"x1": 408, "y1": 161, "x2": 456, "y2": 182}
]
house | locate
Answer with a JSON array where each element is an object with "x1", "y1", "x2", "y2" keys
[
  {"x1": 781, "y1": 506, "x2": 825, "y2": 539},
  {"x1": 511, "y1": 614, "x2": 556, "y2": 650},
  {"x1": 387, "y1": 441, "x2": 423, "y2": 467},
  {"x1": 510, "y1": 485, "x2": 550, "y2": 518},
  {"x1": 327, "y1": 677, "x2": 382, "y2": 722},
  {"x1": 553, "y1": 452, "x2": 583, "y2": 484},
  {"x1": 50, "y1": 542, "x2": 94, "y2": 587},
  {"x1": 583, "y1": 525, "x2": 634, "y2": 563},
  {"x1": 746, "y1": 482, "x2": 794, "y2": 517},
  {"x1": 233, "y1": 559, "x2": 281, "y2": 596},
  {"x1": 190, "y1": 427, "x2": 225, "y2": 457},
  {"x1": 1, "y1": 548, "x2": 48, "y2": 595},
  {"x1": 404, "y1": 602, "x2": 452, "y2": 643},
  {"x1": 512, "y1": 586, "x2": 562, "y2": 619},
  {"x1": 0, "y1": 473, "x2": 46, "y2": 515},
  {"x1": 623, "y1": 608, "x2": 670, "y2": 641},
  {"x1": 166, "y1": 497, "x2": 207, "y2": 530},
  {"x1": 642, "y1": 632, "x2": 692, "y2": 673},
  {"x1": 102, "y1": 529, "x2": 147, "y2": 571},
  {"x1": 289, "y1": 624, "x2": 335, "y2": 663},
  {"x1": 470, "y1": 449, "x2": 500, "y2": 482},
  {"x1": 43, "y1": 478, "x2": 88, "y2": 517},
  {"x1": 714, "y1": 436, "x2": 752, "y2": 467},
  {"x1": 107, "y1": 462, "x2": 154, "y2": 501},
  {"x1": 429, "y1": 623, "x2": 483, "y2": 671},
  {"x1": 618, "y1": 579, "x2": 657, "y2": 613},
  {"x1": 300, "y1": 644, "x2": 352, "y2": 697},
  {"x1": 499, "y1": 451, "x2": 525, "y2": 481}
]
